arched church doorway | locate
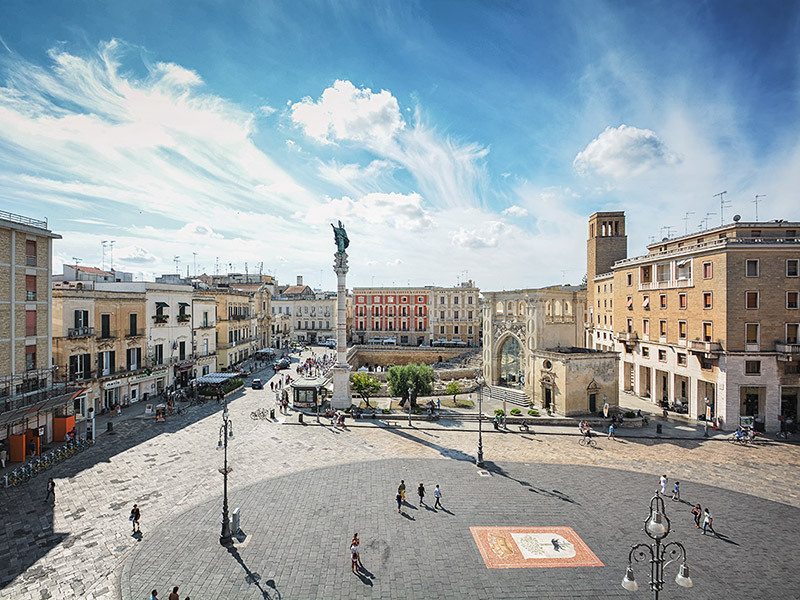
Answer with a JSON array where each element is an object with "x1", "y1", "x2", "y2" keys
[{"x1": 498, "y1": 336, "x2": 523, "y2": 388}]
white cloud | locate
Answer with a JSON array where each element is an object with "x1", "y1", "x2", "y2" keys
[
  {"x1": 290, "y1": 79, "x2": 405, "y2": 146},
  {"x1": 317, "y1": 159, "x2": 396, "y2": 196},
  {"x1": 323, "y1": 192, "x2": 434, "y2": 230},
  {"x1": 573, "y1": 124, "x2": 681, "y2": 178},
  {"x1": 259, "y1": 104, "x2": 277, "y2": 116},
  {"x1": 386, "y1": 258, "x2": 403, "y2": 267},
  {"x1": 450, "y1": 221, "x2": 509, "y2": 249},
  {"x1": 117, "y1": 245, "x2": 157, "y2": 265},
  {"x1": 502, "y1": 205, "x2": 528, "y2": 217}
]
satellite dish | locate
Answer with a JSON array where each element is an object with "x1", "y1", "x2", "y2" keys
[
  {"x1": 733, "y1": 214, "x2": 741, "y2": 222},
  {"x1": 662, "y1": 237, "x2": 669, "y2": 242}
]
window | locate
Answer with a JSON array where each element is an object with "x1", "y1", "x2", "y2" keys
[
  {"x1": 702, "y1": 262, "x2": 713, "y2": 279},
  {"x1": 100, "y1": 314, "x2": 111, "y2": 338},
  {"x1": 678, "y1": 293, "x2": 687, "y2": 309},
  {"x1": 788, "y1": 259, "x2": 799, "y2": 277},
  {"x1": 25, "y1": 240, "x2": 37, "y2": 266},
  {"x1": 659, "y1": 320, "x2": 667, "y2": 337},
  {"x1": 129, "y1": 313, "x2": 138, "y2": 336},
  {"x1": 154, "y1": 344, "x2": 164, "y2": 365},
  {"x1": 642, "y1": 319, "x2": 650, "y2": 336},
  {"x1": 702, "y1": 322, "x2": 712, "y2": 342},
  {"x1": 677, "y1": 353, "x2": 687, "y2": 366},
  {"x1": 25, "y1": 275, "x2": 36, "y2": 301},
  {"x1": 69, "y1": 353, "x2": 91, "y2": 380},
  {"x1": 126, "y1": 347, "x2": 141, "y2": 371},
  {"x1": 626, "y1": 273, "x2": 632, "y2": 286},
  {"x1": 25, "y1": 346, "x2": 36, "y2": 370},
  {"x1": 439, "y1": 297, "x2": 445, "y2": 304},
  {"x1": 26, "y1": 310, "x2": 36, "y2": 336},
  {"x1": 98, "y1": 350, "x2": 115, "y2": 376},
  {"x1": 789, "y1": 292, "x2": 799, "y2": 309},
  {"x1": 439, "y1": 326, "x2": 445, "y2": 334},
  {"x1": 642, "y1": 295, "x2": 650, "y2": 309},
  {"x1": 788, "y1": 324, "x2": 799, "y2": 344},
  {"x1": 454, "y1": 297, "x2": 459, "y2": 305},
  {"x1": 626, "y1": 318, "x2": 633, "y2": 333},
  {"x1": 745, "y1": 360, "x2": 761, "y2": 375},
  {"x1": 626, "y1": 296, "x2": 633, "y2": 310},
  {"x1": 658, "y1": 349, "x2": 667, "y2": 362},
  {"x1": 745, "y1": 323, "x2": 760, "y2": 345},
  {"x1": 454, "y1": 325, "x2": 459, "y2": 334},
  {"x1": 659, "y1": 294, "x2": 667, "y2": 309},
  {"x1": 179, "y1": 341, "x2": 186, "y2": 361},
  {"x1": 468, "y1": 310, "x2": 473, "y2": 319},
  {"x1": 468, "y1": 326, "x2": 473, "y2": 334},
  {"x1": 745, "y1": 291, "x2": 759, "y2": 309},
  {"x1": 641, "y1": 347, "x2": 650, "y2": 358},
  {"x1": 454, "y1": 311, "x2": 459, "y2": 319},
  {"x1": 746, "y1": 259, "x2": 759, "y2": 277},
  {"x1": 703, "y1": 292, "x2": 713, "y2": 309},
  {"x1": 468, "y1": 296, "x2": 474, "y2": 305},
  {"x1": 678, "y1": 321, "x2": 687, "y2": 340}
]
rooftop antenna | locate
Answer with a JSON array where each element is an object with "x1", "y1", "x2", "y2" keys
[
  {"x1": 259, "y1": 262, "x2": 263, "y2": 275},
  {"x1": 244, "y1": 262, "x2": 248, "y2": 281},
  {"x1": 109, "y1": 240, "x2": 115, "y2": 271},
  {"x1": 215, "y1": 256, "x2": 220, "y2": 276},
  {"x1": 682, "y1": 211, "x2": 695, "y2": 235},
  {"x1": 192, "y1": 252, "x2": 197, "y2": 277},
  {"x1": 702, "y1": 212, "x2": 716, "y2": 230},
  {"x1": 173, "y1": 255, "x2": 180, "y2": 274},
  {"x1": 754, "y1": 194, "x2": 766, "y2": 222},
  {"x1": 72, "y1": 256, "x2": 81, "y2": 267},
  {"x1": 101, "y1": 240, "x2": 108, "y2": 270},
  {"x1": 660, "y1": 226, "x2": 676, "y2": 239},
  {"x1": 714, "y1": 191, "x2": 729, "y2": 225},
  {"x1": 561, "y1": 270, "x2": 567, "y2": 284}
]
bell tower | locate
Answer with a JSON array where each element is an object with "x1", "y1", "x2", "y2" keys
[{"x1": 587, "y1": 212, "x2": 627, "y2": 284}]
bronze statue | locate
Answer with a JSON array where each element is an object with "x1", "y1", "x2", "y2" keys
[{"x1": 331, "y1": 220, "x2": 349, "y2": 253}]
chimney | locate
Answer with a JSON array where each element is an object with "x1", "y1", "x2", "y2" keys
[{"x1": 297, "y1": 275, "x2": 303, "y2": 286}]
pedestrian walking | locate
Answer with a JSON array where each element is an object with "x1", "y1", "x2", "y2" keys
[
  {"x1": 659, "y1": 474, "x2": 668, "y2": 495},
  {"x1": 168, "y1": 587, "x2": 180, "y2": 600},
  {"x1": 150, "y1": 590, "x2": 158, "y2": 600},
  {"x1": 350, "y1": 540, "x2": 359, "y2": 573},
  {"x1": 0, "y1": 447, "x2": 6, "y2": 468},
  {"x1": 351, "y1": 533, "x2": 363, "y2": 568},
  {"x1": 398, "y1": 480, "x2": 406, "y2": 503},
  {"x1": 418, "y1": 482, "x2": 426, "y2": 506},
  {"x1": 690, "y1": 504, "x2": 702, "y2": 528},
  {"x1": 130, "y1": 504, "x2": 141, "y2": 533},
  {"x1": 434, "y1": 484, "x2": 443, "y2": 509},
  {"x1": 607, "y1": 423, "x2": 615, "y2": 440},
  {"x1": 671, "y1": 481, "x2": 680, "y2": 502},
  {"x1": 396, "y1": 491, "x2": 403, "y2": 513},
  {"x1": 702, "y1": 508, "x2": 715, "y2": 535},
  {"x1": 45, "y1": 478, "x2": 55, "y2": 503}
]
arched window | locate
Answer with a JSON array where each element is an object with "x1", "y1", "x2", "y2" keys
[
  {"x1": 495, "y1": 301, "x2": 504, "y2": 315},
  {"x1": 545, "y1": 301, "x2": 552, "y2": 316},
  {"x1": 554, "y1": 300, "x2": 563, "y2": 316},
  {"x1": 507, "y1": 302, "x2": 515, "y2": 315},
  {"x1": 518, "y1": 301, "x2": 526, "y2": 316}
]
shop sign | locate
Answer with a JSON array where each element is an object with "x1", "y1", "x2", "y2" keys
[
  {"x1": 129, "y1": 368, "x2": 168, "y2": 384},
  {"x1": 104, "y1": 378, "x2": 126, "y2": 390}
]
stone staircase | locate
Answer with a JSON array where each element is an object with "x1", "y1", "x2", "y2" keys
[{"x1": 488, "y1": 386, "x2": 530, "y2": 407}]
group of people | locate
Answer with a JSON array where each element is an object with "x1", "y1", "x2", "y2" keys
[
  {"x1": 149, "y1": 586, "x2": 189, "y2": 600},
  {"x1": 577, "y1": 421, "x2": 593, "y2": 439},
  {"x1": 659, "y1": 475, "x2": 716, "y2": 536},
  {"x1": 395, "y1": 480, "x2": 443, "y2": 512},
  {"x1": 269, "y1": 375, "x2": 292, "y2": 391},
  {"x1": 297, "y1": 352, "x2": 335, "y2": 379}
]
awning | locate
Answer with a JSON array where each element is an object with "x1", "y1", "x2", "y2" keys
[
  {"x1": 642, "y1": 296, "x2": 650, "y2": 308},
  {"x1": 626, "y1": 298, "x2": 633, "y2": 308},
  {"x1": 178, "y1": 302, "x2": 190, "y2": 307},
  {"x1": 155, "y1": 301, "x2": 169, "y2": 309},
  {"x1": 194, "y1": 372, "x2": 240, "y2": 385},
  {"x1": 0, "y1": 386, "x2": 89, "y2": 429}
]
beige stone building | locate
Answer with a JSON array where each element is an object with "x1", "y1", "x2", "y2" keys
[
  {"x1": 431, "y1": 281, "x2": 481, "y2": 347},
  {"x1": 481, "y1": 287, "x2": 616, "y2": 415},
  {"x1": 0, "y1": 212, "x2": 72, "y2": 459},
  {"x1": 271, "y1": 277, "x2": 336, "y2": 346},
  {"x1": 586, "y1": 211, "x2": 800, "y2": 432}
]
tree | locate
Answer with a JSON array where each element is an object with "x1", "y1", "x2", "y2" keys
[
  {"x1": 350, "y1": 372, "x2": 381, "y2": 408},
  {"x1": 445, "y1": 381, "x2": 461, "y2": 402},
  {"x1": 387, "y1": 364, "x2": 434, "y2": 408}
]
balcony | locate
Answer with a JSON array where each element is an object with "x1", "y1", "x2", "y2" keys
[
  {"x1": 616, "y1": 331, "x2": 638, "y2": 342},
  {"x1": 689, "y1": 340, "x2": 723, "y2": 354},
  {"x1": 776, "y1": 342, "x2": 800, "y2": 355},
  {"x1": 198, "y1": 322, "x2": 215, "y2": 329},
  {"x1": 97, "y1": 330, "x2": 116, "y2": 340},
  {"x1": 639, "y1": 278, "x2": 693, "y2": 291},
  {"x1": 153, "y1": 314, "x2": 169, "y2": 324},
  {"x1": 68, "y1": 326, "x2": 95, "y2": 338},
  {"x1": 126, "y1": 329, "x2": 144, "y2": 338},
  {"x1": 177, "y1": 314, "x2": 191, "y2": 323}
]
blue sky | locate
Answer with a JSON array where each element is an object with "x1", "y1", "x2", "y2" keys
[{"x1": 1, "y1": 0, "x2": 798, "y2": 290}]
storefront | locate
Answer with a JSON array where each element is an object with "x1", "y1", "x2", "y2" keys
[{"x1": 127, "y1": 367, "x2": 169, "y2": 404}]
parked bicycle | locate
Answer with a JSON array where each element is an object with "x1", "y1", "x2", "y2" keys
[
  {"x1": 579, "y1": 435, "x2": 597, "y2": 448},
  {"x1": 250, "y1": 408, "x2": 271, "y2": 420}
]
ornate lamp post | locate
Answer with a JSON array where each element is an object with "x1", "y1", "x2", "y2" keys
[
  {"x1": 502, "y1": 390, "x2": 508, "y2": 429},
  {"x1": 476, "y1": 374, "x2": 485, "y2": 468},
  {"x1": 407, "y1": 386, "x2": 413, "y2": 426},
  {"x1": 217, "y1": 397, "x2": 234, "y2": 546},
  {"x1": 622, "y1": 493, "x2": 693, "y2": 599}
]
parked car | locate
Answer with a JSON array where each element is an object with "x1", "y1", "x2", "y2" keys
[
  {"x1": 251, "y1": 378, "x2": 263, "y2": 389},
  {"x1": 274, "y1": 358, "x2": 291, "y2": 371}
]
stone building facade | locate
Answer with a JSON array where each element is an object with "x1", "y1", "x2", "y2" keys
[
  {"x1": 586, "y1": 211, "x2": 800, "y2": 432},
  {"x1": 270, "y1": 277, "x2": 336, "y2": 346}
]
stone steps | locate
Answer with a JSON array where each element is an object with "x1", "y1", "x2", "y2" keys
[{"x1": 488, "y1": 386, "x2": 530, "y2": 407}]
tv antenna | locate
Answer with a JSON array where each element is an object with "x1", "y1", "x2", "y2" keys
[
  {"x1": 173, "y1": 255, "x2": 180, "y2": 274},
  {"x1": 754, "y1": 194, "x2": 766, "y2": 222},
  {"x1": 660, "y1": 225, "x2": 676, "y2": 239},
  {"x1": 192, "y1": 252, "x2": 197, "y2": 277},
  {"x1": 682, "y1": 211, "x2": 695, "y2": 235},
  {"x1": 101, "y1": 240, "x2": 108, "y2": 270},
  {"x1": 702, "y1": 212, "x2": 716, "y2": 230},
  {"x1": 215, "y1": 256, "x2": 220, "y2": 276},
  {"x1": 72, "y1": 256, "x2": 81, "y2": 267},
  {"x1": 108, "y1": 240, "x2": 115, "y2": 271},
  {"x1": 713, "y1": 191, "x2": 730, "y2": 225}
]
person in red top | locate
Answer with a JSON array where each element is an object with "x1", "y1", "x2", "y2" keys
[{"x1": 168, "y1": 586, "x2": 180, "y2": 600}]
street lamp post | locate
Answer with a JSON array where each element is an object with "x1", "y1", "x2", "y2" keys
[
  {"x1": 217, "y1": 397, "x2": 234, "y2": 546},
  {"x1": 622, "y1": 493, "x2": 693, "y2": 599},
  {"x1": 476, "y1": 374, "x2": 485, "y2": 468},
  {"x1": 408, "y1": 386, "x2": 413, "y2": 426},
  {"x1": 703, "y1": 397, "x2": 710, "y2": 437},
  {"x1": 502, "y1": 391, "x2": 508, "y2": 429}
]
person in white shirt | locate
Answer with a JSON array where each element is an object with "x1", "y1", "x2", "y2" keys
[
  {"x1": 660, "y1": 474, "x2": 668, "y2": 495},
  {"x1": 434, "y1": 484, "x2": 443, "y2": 509}
]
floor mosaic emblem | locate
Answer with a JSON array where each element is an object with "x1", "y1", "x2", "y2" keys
[{"x1": 470, "y1": 526, "x2": 603, "y2": 569}]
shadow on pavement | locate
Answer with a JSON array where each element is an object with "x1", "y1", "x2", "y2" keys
[
  {"x1": 482, "y1": 460, "x2": 581, "y2": 505},
  {"x1": 227, "y1": 544, "x2": 277, "y2": 599},
  {"x1": 377, "y1": 425, "x2": 475, "y2": 463}
]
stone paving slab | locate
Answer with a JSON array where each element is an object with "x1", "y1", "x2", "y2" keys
[{"x1": 121, "y1": 459, "x2": 800, "y2": 600}]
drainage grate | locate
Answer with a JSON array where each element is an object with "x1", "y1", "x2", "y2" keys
[{"x1": 477, "y1": 470, "x2": 491, "y2": 477}]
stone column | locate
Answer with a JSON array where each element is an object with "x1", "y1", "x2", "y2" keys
[{"x1": 331, "y1": 252, "x2": 351, "y2": 409}]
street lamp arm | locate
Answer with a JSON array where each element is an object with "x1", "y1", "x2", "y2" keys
[
  {"x1": 659, "y1": 541, "x2": 687, "y2": 569},
  {"x1": 628, "y1": 542, "x2": 655, "y2": 565}
]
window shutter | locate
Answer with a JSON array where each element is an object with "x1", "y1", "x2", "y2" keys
[
  {"x1": 109, "y1": 351, "x2": 115, "y2": 373},
  {"x1": 69, "y1": 355, "x2": 78, "y2": 380}
]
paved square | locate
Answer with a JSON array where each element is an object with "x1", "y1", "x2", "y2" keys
[{"x1": 471, "y1": 526, "x2": 603, "y2": 568}]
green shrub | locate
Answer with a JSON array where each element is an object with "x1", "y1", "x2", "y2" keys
[
  {"x1": 510, "y1": 408, "x2": 521, "y2": 415},
  {"x1": 527, "y1": 409, "x2": 538, "y2": 416},
  {"x1": 624, "y1": 411, "x2": 636, "y2": 418},
  {"x1": 494, "y1": 409, "x2": 505, "y2": 416},
  {"x1": 382, "y1": 408, "x2": 391, "y2": 414},
  {"x1": 413, "y1": 409, "x2": 421, "y2": 414}
]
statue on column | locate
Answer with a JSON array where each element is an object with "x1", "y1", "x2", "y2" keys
[{"x1": 331, "y1": 220, "x2": 349, "y2": 253}]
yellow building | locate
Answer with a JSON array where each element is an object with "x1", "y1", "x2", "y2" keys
[{"x1": 586, "y1": 211, "x2": 800, "y2": 432}]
